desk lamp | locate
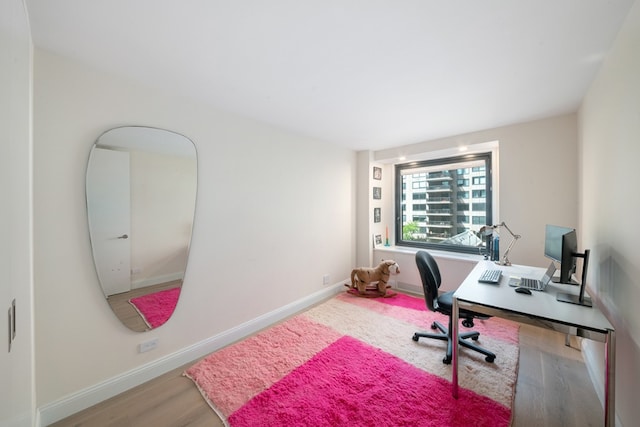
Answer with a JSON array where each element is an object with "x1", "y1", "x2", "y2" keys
[{"x1": 480, "y1": 222, "x2": 521, "y2": 266}]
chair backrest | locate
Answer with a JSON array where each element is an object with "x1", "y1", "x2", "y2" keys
[{"x1": 415, "y1": 250, "x2": 441, "y2": 312}]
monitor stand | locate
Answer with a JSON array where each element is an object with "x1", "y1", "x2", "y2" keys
[
  {"x1": 556, "y1": 249, "x2": 592, "y2": 308},
  {"x1": 552, "y1": 276, "x2": 579, "y2": 285},
  {"x1": 556, "y1": 292, "x2": 592, "y2": 307}
]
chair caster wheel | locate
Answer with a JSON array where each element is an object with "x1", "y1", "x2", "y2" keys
[
  {"x1": 430, "y1": 322, "x2": 438, "y2": 330},
  {"x1": 443, "y1": 356, "x2": 451, "y2": 365},
  {"x1": 485, "y1": 356, "x2": 495, "y2": 363},
  {"x1": 471, "y1": 336, "x2": 479, "y2": 341},
  {"x1": 412, "y1": 334, "x2": 419, "y2": 342}
]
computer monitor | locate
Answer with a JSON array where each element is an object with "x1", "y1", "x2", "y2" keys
[
  {"x1": 544, "y1": 224, "x2": 577, "y2": 284},
  {"x1": 544, "y1": 224, "x2": 592, "y2": 307}
]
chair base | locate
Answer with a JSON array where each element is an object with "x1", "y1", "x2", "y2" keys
[{"x1": 412, "y1": 320, "x2": 496, "y2": 364}]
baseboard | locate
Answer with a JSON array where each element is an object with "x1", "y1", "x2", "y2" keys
[
  {"x1": 131, "y1": 271, "x2": 184, "y2": 289},
  {"x1": 37, "y1": 281, "x2": 346, "y2": 426},
  {"x1": 396, "y1": 281, "x2": 423, "y2": 295}
]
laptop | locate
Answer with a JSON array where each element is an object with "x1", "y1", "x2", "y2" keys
[{"x1": 508, "y1": 262, "x2": 556, "y2": 291}]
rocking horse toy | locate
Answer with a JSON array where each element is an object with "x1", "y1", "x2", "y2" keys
[{"x1": 345, "y1": 260, "x2": 400, "y2": 298}]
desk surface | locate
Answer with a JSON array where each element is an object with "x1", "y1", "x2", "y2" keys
[
  {"x1": 453, "y1": 260, "x2": 615, "y2": 426},
  {"x1": 455, "y1": 260, "x2": 613, "y2": 334}
]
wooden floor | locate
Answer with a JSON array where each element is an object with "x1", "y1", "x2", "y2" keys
[{"x1": 50, "y1": 324, "x2": 603, "y2": 427}]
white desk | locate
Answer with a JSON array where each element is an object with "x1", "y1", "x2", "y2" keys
[{"x1": 452, "y1": 261, "x2": 615, "y2": 426}]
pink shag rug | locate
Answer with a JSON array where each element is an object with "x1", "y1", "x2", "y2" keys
[
  {"x1": 185, "y1": 292, "x2": 520, "y2": 426},
  {"x1": 128, "y1": 286, "x2": 180, "y2": 329}
]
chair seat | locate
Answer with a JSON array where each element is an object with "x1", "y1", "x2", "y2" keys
[
  {"x1": 436, "y1": 291, "x2": 487, "y2": 321},
  {"x1": 436, "y1": 291, "x2": 455, "y2": 310}
]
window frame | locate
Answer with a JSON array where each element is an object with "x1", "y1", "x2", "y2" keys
[{"x1": 394, "y1": 152, "x2": 493, "y2": 255}]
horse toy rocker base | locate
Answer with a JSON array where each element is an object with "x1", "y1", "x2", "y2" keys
[{"x1": 345, "y1": 260, "x2": 400, "y2": 298}]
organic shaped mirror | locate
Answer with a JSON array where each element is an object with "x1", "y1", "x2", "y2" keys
[{"x1": 86, "y1": 126, "x2": 197, "y2": 331}]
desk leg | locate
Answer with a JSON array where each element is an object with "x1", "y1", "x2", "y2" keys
[
  {"x1": 605, "y1": 329, "x2": 616, "y2": 427},
  {"x1": 452, "y1": 296, "x2": 459, "y2": 399}
]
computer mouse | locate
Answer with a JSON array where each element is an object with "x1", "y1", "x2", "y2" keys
[{"x1": 515, "y1": 287, "x2": 532, "y2": 295}]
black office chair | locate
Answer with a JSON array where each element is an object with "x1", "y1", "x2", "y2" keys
[{"x1": 412, "y1": 250, "x2": 496, "y2": 364}]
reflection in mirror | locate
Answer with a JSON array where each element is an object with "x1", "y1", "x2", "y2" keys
[{"x1": 86, "y1": 126, "x2": 197, "y2": 331}]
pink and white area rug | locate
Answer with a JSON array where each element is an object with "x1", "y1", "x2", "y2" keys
[{"x1": 184, "y1": 292, "x2": 520, "y2": 426}]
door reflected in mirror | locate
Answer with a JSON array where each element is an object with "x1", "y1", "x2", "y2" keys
[{"x1": 86, "y1": 126, "x2": 197, "y2": 331}]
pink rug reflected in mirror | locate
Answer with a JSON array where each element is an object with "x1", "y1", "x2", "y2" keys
[
  {"x1": 128, "y1": 286, "x2": 181, "y2": 329},
  {"x1": 185, "y1": 292, "x2": 520, "y2": 426}
]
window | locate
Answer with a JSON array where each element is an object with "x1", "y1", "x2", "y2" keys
[
  {"x1": 395, "y1": 153, "x2": 493, "y2": 254},
  {"x1": 472, "y1": 216, "x2": 486, "y2": 225},
  {"x1": 457, "y1": 215, "x2": 469, "y2": 223}
]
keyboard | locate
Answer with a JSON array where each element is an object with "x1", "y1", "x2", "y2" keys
[{"x1": 478, "y1": 269, "x2": 502, "y2": 284}]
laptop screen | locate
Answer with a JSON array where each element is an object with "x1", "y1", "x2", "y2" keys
[{"x1": 542, "y1": 262, "x2": 557, "y2": 284}]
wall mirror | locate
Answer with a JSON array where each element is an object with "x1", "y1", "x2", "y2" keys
[{"x1": 86, "y1": 126, "x2": 197, "y2": 332}]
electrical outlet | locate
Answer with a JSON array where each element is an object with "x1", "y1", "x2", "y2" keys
[
  {"x1": 139, "y1": 338, "x2": 158, "y2": 353},
  {"x1": 323, "y1": 274, "x2": 330, "y2": 285}
]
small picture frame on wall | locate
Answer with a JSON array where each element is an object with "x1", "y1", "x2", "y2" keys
[
  {"x1": 373, "y1": 234, "x2": 383, "y2": 248},
  {"x1": 373, "y1": 166, "x2": 382, "y2": 180},
  {"x1": 373, "y1": 186, "x2": 381, "y2": 200},
  {"x1": 374, "y1": 207, "x2": 381, "y2": 223}
]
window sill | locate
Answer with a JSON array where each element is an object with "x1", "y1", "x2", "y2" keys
[{"x1": 373, "y1": 245, "x2": 484, "y2": 263}]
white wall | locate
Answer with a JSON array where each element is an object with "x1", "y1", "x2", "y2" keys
[
  {"x1": 0, "y1": 0, "x2": 34, "y2": 425},
  {"x1": 374, "y1": 247, "x2": 478, "y2": 294},
  {"x1": 355, "y1": 150, "x2": 373, "y2": 267},
  {"x1": 579, "y1": 1, "x2": 640, "y2": 425},
  {"x1": 33, "y1": 49, "x2": 356, "y2": 414}
]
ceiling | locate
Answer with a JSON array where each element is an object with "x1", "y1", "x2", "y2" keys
[{"x1": 25, "y1": 0, "x2": 635, "y2": 151}]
